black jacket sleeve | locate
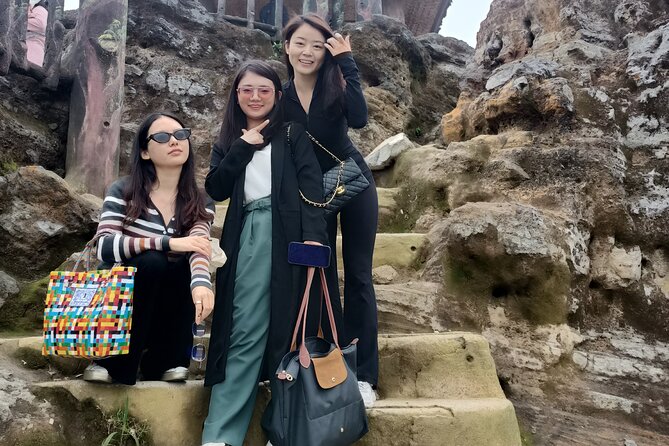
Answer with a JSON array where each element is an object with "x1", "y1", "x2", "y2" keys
[
  {"x1": 205, "y1": 137, "x2": 255, "y2": 201},
  {"x1": 335, "y1": 52, "x2": 368, "y2": 129},
  {"x1": 291, "y1": 125, "x2": 328, "y2": 244}
]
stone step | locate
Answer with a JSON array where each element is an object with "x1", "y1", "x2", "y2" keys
[
  {"x1": 360, "y1": 398, "x2": 521, "y2": 446},
  {"x1": 378, "y1": 333, "x2": 505, "y2": 400},
  {"x1": 9, "y1": 333, "x2": 504, "y2": 400},
  {"x1": 338, "y1": 233, "x2": 427, "y2": 269},
  {"x1": 35, "y1": 379, "x2": 521, "y2": 446},
  {"x1": 375, "y1": 281, "x2": 445, "y2": 333}
]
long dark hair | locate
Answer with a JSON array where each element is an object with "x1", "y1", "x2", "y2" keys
[
  {"x1": 217, "y1": 60, "x2": 284, "y2": 152},
  {"x1": 125, "y1": 112, "x2": 212, "y2": 232},
  {"x1": 283, "y1": 13, "x2": 346, "y2": 111}
]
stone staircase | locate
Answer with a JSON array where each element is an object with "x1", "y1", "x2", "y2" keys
[
  {"x1": 0, "y1": 187, "x2": 522, "y2": 446},
  {"x1": 1, "y1": 333, "x2": 520, "y2": 446}
]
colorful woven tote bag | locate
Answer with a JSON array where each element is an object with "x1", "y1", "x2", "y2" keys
[{"x1": 42, "y1": 240, "x2": 135, "y2": 358}]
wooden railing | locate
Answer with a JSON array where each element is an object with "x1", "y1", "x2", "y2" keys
[{"x1": 215, "y1": 0, "x2": 383, "y2": 37}]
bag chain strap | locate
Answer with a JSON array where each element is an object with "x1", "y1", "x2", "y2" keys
[{"x1": 288, "y1": 124, "x2": 345, "y2": 209}]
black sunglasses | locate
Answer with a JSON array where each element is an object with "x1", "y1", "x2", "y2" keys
[
  {"x1": 192, "y1": 322, "x2": 206, "y2": 366},
  {"x1": 146, "y1": 128, "x2": 191, "y2": 144}
]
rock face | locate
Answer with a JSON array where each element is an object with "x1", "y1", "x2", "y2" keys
[
  {"x1": 347, "y1": 17, "x2": 472, "y2": 149},
  {"x1": 405, "y1": 0, "x2": 669, "y2": 442},
  {"x1": 0, "y1": 74, "x2": 70, "y2": 176},
  {"x1": 121, "y1": 0, "x2": 274, "y2": 175}
]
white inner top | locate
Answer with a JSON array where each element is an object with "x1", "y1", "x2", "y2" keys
[{"x1": 244, "y1": 142, "x2": 272, "y2": 204}]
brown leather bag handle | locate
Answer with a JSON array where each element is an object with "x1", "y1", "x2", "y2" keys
[
  {"x1": 289, "y1": 267, "x2": 315, "y2": 353},
  {"x1": 289, "y1": 267, "x2": 342, "y2": 368}
]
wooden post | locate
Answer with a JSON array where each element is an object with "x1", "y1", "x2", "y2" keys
[
  {"x1": 316, "y1": 0, "x2": 328, "y2": 18},
  {"x1": 64, "y1": 0, "x2": 128, "y2": 196},
  {"x1": 302, "y1": 0, "x2": 313, "y2": 14},
  {"x1": 217, "y1": 0, "x2": 226, "y2": 14},
  {"x1": 274, "y1": 0, "x2": 283, "y2": 36},
  {"x1": 43, "y1": 0, "x2": 66, "y2": 89},
  {"x1": 356, "y1": 0, "x2": 381, "y2": 21},
  {"x1": 247, "y1": 0, "x2": 255, "y2": 28},
  {"x1": 0, "y1": 0, "x2": 13, "y2": 74},
  {"x1": 332, "y1": 0, "x2": 345, "y2": 29}
]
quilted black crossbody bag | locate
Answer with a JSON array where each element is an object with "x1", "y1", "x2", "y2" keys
[{"x1": 287, "y1": 124, "x2": 370, "y2": 215}]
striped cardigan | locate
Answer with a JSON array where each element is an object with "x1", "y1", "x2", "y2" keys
[{"x1": 95, "y1": 177, "x2": 215, "y2": 290}]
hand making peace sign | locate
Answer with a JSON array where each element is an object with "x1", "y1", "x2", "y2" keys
[
  {"x1": 241, "y1": 119, "x2": 270, "y2": 145},
  {"x1": 325, "y1": 32, "x2": 352, "y2": 57}
]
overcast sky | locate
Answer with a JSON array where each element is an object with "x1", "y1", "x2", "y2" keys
[
  {"x1": 439, "y1": 0, "x2": 493, "y2": 47},
  {"x1": 64, "y1": 0, "x2": 78, "y2": 10}
]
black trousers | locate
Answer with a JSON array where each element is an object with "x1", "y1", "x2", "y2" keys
[
  {"x1": 97, "y1": 251, "x2": 194, "y2": 385},
  {"x1": 323, "y1": 174, "x2": 379, "y2": 386}
]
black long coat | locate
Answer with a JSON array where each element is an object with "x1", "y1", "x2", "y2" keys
[{"x1": 203, "y1": 123, "x2": 327, "y2": 387}]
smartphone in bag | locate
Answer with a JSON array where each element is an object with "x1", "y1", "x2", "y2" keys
[{"x1": 287, "y1": 242, "x2": 331, "y2": 268}]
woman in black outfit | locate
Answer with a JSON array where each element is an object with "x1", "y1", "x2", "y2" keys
[{"x1": 282, "y1": 13, "x2": 379, "y2": 407}]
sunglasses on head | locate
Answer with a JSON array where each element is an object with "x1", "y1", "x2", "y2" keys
[
  {"x1": 236, "y1": 86, "x2": 275, "y2": 98},
  {"x1": 146, "y1": 128, "x2": 191, "y2": 144}
]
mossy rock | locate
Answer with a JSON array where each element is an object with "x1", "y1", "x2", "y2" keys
[
  {"x1": 443, "y1": 242, "x2": 570, "y2": 326},
  {"x1": 3, "y1": 426, "x2": 66, "y2": 446},
  {"x1": 378, "y1": 179, "x2": 449, "y2": 233},
  {"x1": 0, "y1": 275, "x2": 50, "y2": 332},
  {"x1": 30, "y1": 386, "x2": 111, "y2": 446},
  {"x1": 13, "y1": 346, "x2": 49, "y2": 369}
]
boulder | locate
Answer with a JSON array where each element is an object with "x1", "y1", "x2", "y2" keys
[
  {"x1": 350, "y1": 87, "x2": 409, "y2": 155},
  {"x1": 345, "y1": 16, "x2": 430, "y2": 102},
  {"x1": 365, "y1": 133, "x2": 415, "y2": 171},
  {"x1": 372, "y1": 265, "x2": 398, "y2": 285},
  {"x1": 0, "y1": 271, "x2": 18, "y2": 310},
  {"x1": 345, "y1": 16, "x2": 465, "y2": 147},
  {"x1": 0, "y1": 166, "x2": 99, "y2": 280},
  {"x1": 438, "y1": 202, "x2": 571, "y2": 325}
]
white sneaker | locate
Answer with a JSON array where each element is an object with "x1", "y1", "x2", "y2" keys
[
  {"x1": 161, "y1": 366, "x2": 189, "y2": 382},
  {"x1": 358, "y1": 381, "x2": 377, "y2": 408},
  {"x1": 266, "y1": 442, "x2": 273, "y2": 446},
  {"x1": 83, "y1": 363, "x2": 112, "y2": 383}
]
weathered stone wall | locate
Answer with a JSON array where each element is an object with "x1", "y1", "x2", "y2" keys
[{"x1": 424, "y1": 0, "x2": 669, "y2": 442}]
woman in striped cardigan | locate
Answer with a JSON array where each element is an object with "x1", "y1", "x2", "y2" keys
[{"x1": 83, "y1": 112, "x2": 215, "y2": 385}]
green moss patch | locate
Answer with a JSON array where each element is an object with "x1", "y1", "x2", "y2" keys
[
  {"x1": 0, "y1": 276, "x2": 50, "y2": 332},
  {"x1": 13, "y1": 346, "x2": 48, "y2": 369},
  {"x1": 378, "y1": 179, "x2": 449, "y2": 233},
  {"x1": 442, "y1": 235, "x2": 570, "y2": 325}
]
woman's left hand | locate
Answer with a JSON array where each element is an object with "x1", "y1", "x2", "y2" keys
[
  {"x1": 192, "y1": 286, "x2": 215, "y2": 324},
  {"x1": 325, "y1": 32, "x2": 352, "y2": 57},
  {"x1": 303, "y1": 240, "x2": 323, "y2": 246}
]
